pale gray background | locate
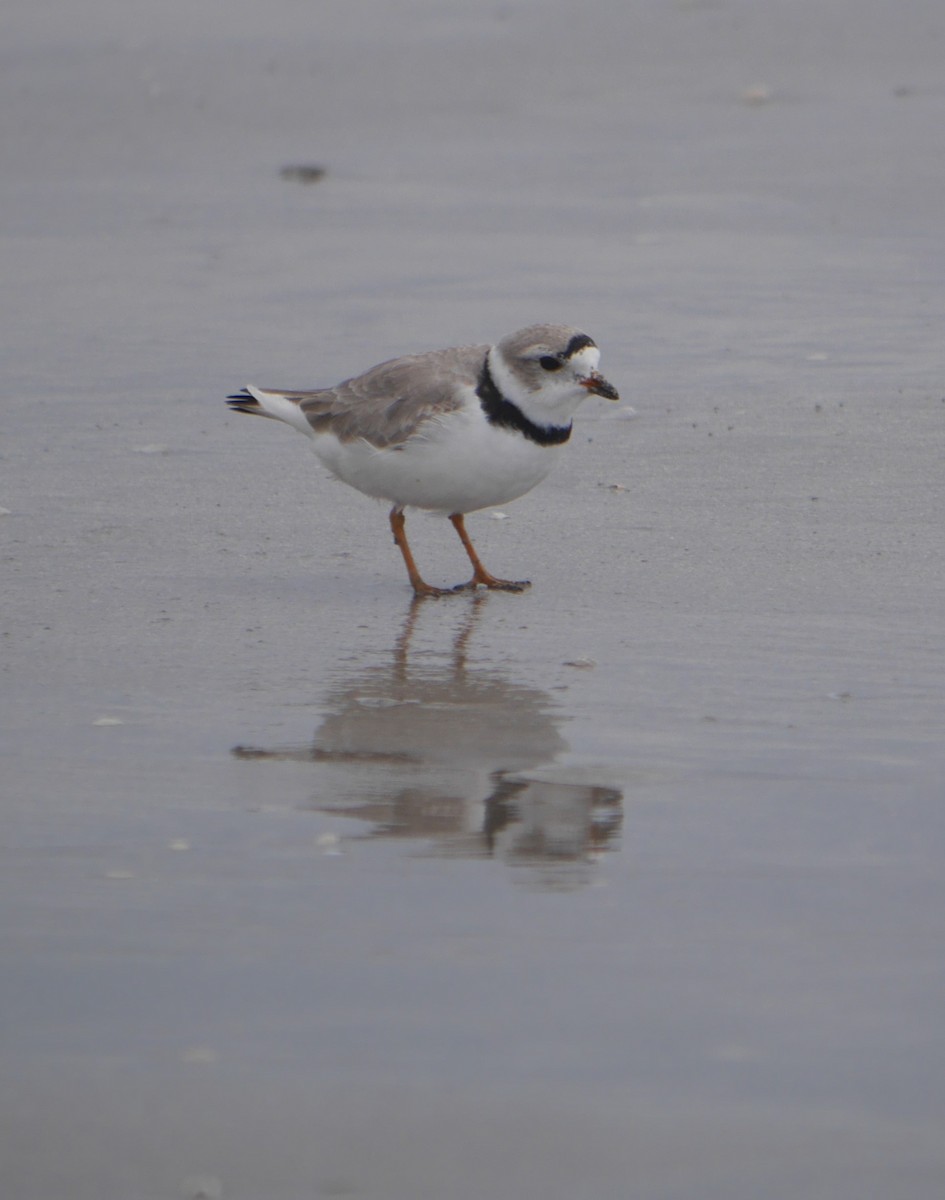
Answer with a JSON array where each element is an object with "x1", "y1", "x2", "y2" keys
[{"x1": 2, "y1": 1, "x2": 944, "y2": 1197}]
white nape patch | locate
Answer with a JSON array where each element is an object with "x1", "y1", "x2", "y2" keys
[
  {"x1": 246, "y1": 385, "x2": 314, "y2": 436},
  {"x1": 488, "y1": 344, "x2": 532, "y2": 408}
]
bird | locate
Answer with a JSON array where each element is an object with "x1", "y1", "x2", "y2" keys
[{"x1": 226, "y1": 324, "x2": 619, "y2": 597}]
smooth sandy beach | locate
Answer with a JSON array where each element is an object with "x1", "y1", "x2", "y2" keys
[{"x1": 3, "y1": 2, "x2": 945, "y2": 1196}]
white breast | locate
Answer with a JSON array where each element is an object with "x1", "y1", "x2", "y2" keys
[{"x1": 310, "y1": 402, "x2": 562, "y2": 515}]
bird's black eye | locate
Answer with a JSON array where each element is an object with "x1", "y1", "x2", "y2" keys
[{"x1": 539, "y1": 355, "x2": 563, "y2": 372}]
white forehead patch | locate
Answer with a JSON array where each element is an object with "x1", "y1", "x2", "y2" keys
[{"x1": 567, "y1": 345, "x2": 601, "y2": 374}]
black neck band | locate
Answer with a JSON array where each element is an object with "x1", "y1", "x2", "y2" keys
[{"x1": 476, "y1": 357, "x2": 572, "y2": 447}]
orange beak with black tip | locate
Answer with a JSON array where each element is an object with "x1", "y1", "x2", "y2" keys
[{"x1": 580, "y1": 371, "x2": 620, "y2": 401}]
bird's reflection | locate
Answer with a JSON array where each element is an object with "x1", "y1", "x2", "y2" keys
[{"x1": 234, "y1": 595, "x2": 622, "y2": 888}]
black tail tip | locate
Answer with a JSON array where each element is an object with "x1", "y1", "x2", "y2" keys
[
  {"x1": 225, "y1": 393, "x2": 262, "y2": 417},
  {"x1": 226, "y1": 390, "x2": 262, "y2": 415}
]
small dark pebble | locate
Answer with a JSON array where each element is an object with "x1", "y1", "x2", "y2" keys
[{"x1": 280, "y1": 164, "x2": 327, "y2": 184}]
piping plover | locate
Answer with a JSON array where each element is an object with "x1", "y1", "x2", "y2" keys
[{"x1": 226, "y1": 324, "x2": 619, "y2": 597}]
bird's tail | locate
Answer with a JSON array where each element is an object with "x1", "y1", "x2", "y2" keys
[{"x1": 225, "y1": 386, "x2": 313, "y2": 435}]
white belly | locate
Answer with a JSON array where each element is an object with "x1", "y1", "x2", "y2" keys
[{"x1": 311, "y1": 408, "x2": 562, "y2": 514}]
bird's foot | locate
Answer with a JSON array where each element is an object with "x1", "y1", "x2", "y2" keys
[
  {"x1": 451, "y1": 576, "x2": 531, "y2": 593},
  {"x1": 412, "y1": 584, "x2": 464, "y2": 599}
]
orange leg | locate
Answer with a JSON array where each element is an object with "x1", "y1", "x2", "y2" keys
[
  {"x1": 389, "y1": 508, "x2": 456, "y2": 598},
  {"x1": 449, "y1": 513, "x2": 531, "y2": 592}
]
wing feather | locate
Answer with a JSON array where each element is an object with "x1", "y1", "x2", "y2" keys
[{"x1": 295, "y1": 344, "x2": 488, "y2": 447}]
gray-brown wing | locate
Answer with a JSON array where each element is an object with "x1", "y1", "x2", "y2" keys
[{"x1": 286, "y1": 343, "x2": 489, "y2": 448}]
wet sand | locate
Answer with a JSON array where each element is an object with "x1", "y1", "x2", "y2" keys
[{"x1": 3, "y1": 1, "x2": 945, "y2": 1196}]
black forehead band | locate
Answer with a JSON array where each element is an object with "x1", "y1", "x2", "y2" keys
[{"x1": 563, "y1": 333, "x2": 596, "y2": 359}]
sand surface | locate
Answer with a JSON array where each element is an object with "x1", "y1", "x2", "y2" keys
[{"x1": 3, "y1": 1, "x2": 945, "y2": 1197}]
